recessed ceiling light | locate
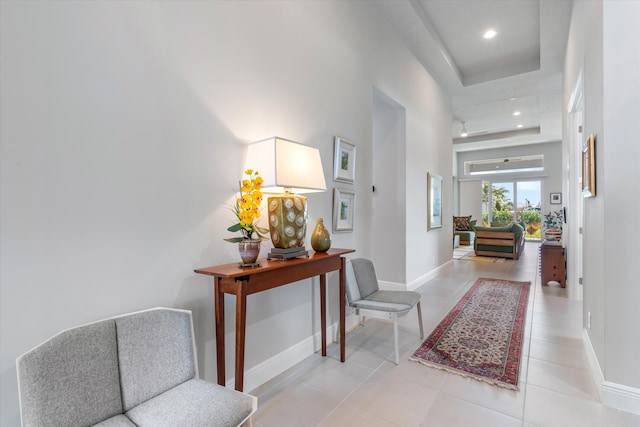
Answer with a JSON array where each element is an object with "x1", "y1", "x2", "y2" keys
[
  {"x1": 517, "y1": 124, "x2": 523, "y2": 128},
  {"x1": 513, "y1": 111, "x2": 521, "y2": 116},
  {"x1": 483, "y1": 29, "x2": 497, "y2": 39}
]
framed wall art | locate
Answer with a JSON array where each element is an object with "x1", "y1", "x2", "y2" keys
[
  {"x1": 333, "y1": 136, "x2": 356, "y2": 183},
  {"x1": 582, "y1": 133, "x2": 596, "y2": 198},
  {"x1": 427, "y1": 172, "x2": 442, "y2": 230},
  {"x1": 332, "y1": 188, "x2": 355, "y2": 232},
  {"x1": 550, "y1": 192, "x2": 562, "y2": 204}
]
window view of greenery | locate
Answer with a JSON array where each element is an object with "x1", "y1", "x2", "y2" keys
[{"x1": 482, "y1": 181, "x2": 541, "y2": 240}]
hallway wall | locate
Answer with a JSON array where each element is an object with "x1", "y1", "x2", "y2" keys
[
  {"x1": 563, "y1": 0, "x2": 640, "y2": 412},
  {"x1": 0, "y1": 1, "x2": 451, "y2": 424}
]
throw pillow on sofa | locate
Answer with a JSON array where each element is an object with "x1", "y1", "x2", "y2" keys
[{"x1": 453, "y1": 216, "x2": 472, "y2": 231}]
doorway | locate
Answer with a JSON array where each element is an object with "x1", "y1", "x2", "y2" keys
[{"x1": 372, "y1": 88, "x2": 406, "y2": 283}]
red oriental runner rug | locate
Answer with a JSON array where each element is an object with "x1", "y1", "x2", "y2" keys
[{"x1": 410, "y1": 277, "x2": 531, "y2": 390}]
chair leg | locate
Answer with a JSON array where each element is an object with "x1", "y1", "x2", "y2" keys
[
  {"x1": 417, "y1": 301, "x2": 424, "y2": 339},
  {"x1": 393, "y1": 314, "x2": 399, "y2": 365}
]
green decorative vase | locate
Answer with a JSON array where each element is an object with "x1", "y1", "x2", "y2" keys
[
  {"x1": 267, "y1": 195, "x2": 308, "y2": 249},
  {"x1": 310, "y1": 218, "x2": 331, "y2": 252}
]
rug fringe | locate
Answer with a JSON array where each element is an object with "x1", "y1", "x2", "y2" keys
[{"x1": 408, "y1": 357, "x2": 520, "y2": 391}]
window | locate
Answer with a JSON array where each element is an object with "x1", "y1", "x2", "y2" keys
[{"x1": 482, "y1": 180, "x2": 541, "y2": 240}]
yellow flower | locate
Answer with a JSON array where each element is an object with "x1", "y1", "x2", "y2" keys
[{"x1": 224, "y1": 169, "x2": 269, "y2": 243}]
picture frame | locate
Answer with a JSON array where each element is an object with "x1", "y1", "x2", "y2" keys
[
  {"x1": 427, "y1": 172, "x2": 443, "y2": 230},
  {"x1": 550, "y1": 192, "x2": 562, "y2": 204},
  {"x1": 582, "y1": 133, "x2": 596, "y2": 198},
  {"x1": 333, "y1": 136, "x2": 356, "y2": 183},
  {"x1": 332, "y1": 188, "x2": 355, "y2": 232}
]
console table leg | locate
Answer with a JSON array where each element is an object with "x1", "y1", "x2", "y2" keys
[
  {"x1": 320, "y1": 274, "x2": 327, "y2": 356},
  {"x1": 214, "y1": 278, "x2": 225, "y2": 386},
  {"x1": 235, "y1": 281, "x2": 248, "y2": 391},
  {"x1": 339, "y1": 257, "x2": 346, "y2": 362}
]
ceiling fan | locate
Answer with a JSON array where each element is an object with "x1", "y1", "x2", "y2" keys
[{"x1": 458, "y1": 120, "x2": 488, "y2": 138}]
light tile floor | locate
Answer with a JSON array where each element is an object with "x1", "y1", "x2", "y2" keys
[{"x1": 250, "y1": 243, "x2": 640, "y2": 426}]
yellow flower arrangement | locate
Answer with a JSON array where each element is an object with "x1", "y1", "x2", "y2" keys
[{"x1": 224, "y1": 169, "x2": 269, "y2": 243}]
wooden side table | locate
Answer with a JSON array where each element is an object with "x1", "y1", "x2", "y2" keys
[
  {"x1": 540, "y1": 241, "x2": 566, "y2": 287},
  {"x1": 194, "y1": 248, "x2": 355, "y2": 391}
]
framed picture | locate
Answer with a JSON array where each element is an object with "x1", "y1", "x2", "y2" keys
[
  {"x1": 582, "y1": 133, "x2": 596, "y2": 198},
  {"x1": 427, "y1": 172, "x2": 442, "y2": 230},
  {"x1": 550, "y1": 192, "x2": 562, "y2": 204},
  {"x1": 333, "y1": 136, "x2": 356, "y2": 183},
  {"x1": 333, "y1": 188, "x2": 355, "y2": 232}
]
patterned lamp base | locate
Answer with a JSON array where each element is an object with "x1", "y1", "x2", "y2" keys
[{"x1": 267, "y1": 194, "x2": 309, "y2": 260}]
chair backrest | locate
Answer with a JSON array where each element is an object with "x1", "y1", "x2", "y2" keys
[
  {"x1": 17, "y1": 319, "x2": 123, "y2": 427},
  {"x1": 346, "y1": 258, "x2": 380, "y2": 304},
  {"x1": 16, "y1": 308, "x2": 197, "y2": 426},
  {"x1": 115, "y1": 308, "x2": 197, "y2": 411}
]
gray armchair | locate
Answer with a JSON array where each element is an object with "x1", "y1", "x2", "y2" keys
[
  {"x1": 345, "y1": 258, "x2": 424, "y2": 364},
  {"x1": 16, "y1": 307, "x2": 257, "y2": 427}
]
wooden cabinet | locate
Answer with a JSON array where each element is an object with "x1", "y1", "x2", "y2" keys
[{"x1": 540, "y1": 242, "x2": 566, "y2": 287}]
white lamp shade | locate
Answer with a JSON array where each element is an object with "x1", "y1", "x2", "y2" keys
[{"x1": 245, "y1": 137, "x2": 327, "y2": 194}]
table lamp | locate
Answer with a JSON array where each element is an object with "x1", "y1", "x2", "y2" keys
[{"x1": 246, "y1": 137, "x2": 326, "y2": 259}]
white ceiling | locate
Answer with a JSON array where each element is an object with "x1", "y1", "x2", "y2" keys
[{"x1": 375, "y1": 0, "x2": 573, "y2": 152}]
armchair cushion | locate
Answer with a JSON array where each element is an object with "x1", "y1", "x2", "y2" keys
[
  {"x1": 454, "y1": 219, "x2": 477, "y2": 245},
  {"x1": 115, "y1": 310, "x2": 196, "y2": 411},
  {"x1": 94, "y1": 415, "x2": 138, "y2": 426},
  {"x1": 17, "y1": 320, "x2": 123, "y2": 427},
  {"x1": 125, "y1": 379, "x2": 256, "y2": 427}
]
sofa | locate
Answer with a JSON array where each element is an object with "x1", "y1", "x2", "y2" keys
[
  {"x1": 474, "y1": 222, "x2": 525, "y2": 260},
  {"x1": 453, "y1": 216, "x2": 477, "y2": 245},
  {"x1": 16, "y1": 307, "x2": 257, "y2": 427}
]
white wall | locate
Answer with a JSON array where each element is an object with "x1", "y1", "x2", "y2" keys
[
  {"x1": 565, "y1": 0, "x2": 607, "y2": 372},
  {"x1": 601, "y1": 0, "x2": 640, "y2": 394},
  {"x1": 0, "y1": 1, "x2": 452, "y2": 424},
  {"x1": 459, "y1": 180, "x2": 483, "y2": 221},
  {"x1": 456, "y1": 141, "x2": 564, "y2": 216},
  {"x1": 563, "y1": 0, "x2": 640, "y2": 411}
]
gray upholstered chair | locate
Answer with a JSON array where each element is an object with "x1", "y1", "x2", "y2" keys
[
  {"x1": 16, "y1": 307, "x2": 257, "y2": 427},
  {"x1": 345, "y1": 258, "x2": 424, "y2": 364}
]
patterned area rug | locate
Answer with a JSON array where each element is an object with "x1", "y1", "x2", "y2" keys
[
  {"x1": 460, "y1": 254, "x2": 507, "y2": 263},
  {"x1": 410, "y1": 277, "x2": 531, "y2": 390}
]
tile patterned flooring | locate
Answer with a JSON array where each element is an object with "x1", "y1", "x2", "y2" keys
[{"x1": 250, "y1": 243, "x2": 640, "y2": 426}]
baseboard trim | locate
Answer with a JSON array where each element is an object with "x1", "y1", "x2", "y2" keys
[
  {"x1": 602, "y1": 381, "x2": 640, "y2": 415},
  {"x1": 583, "y1": 329, "x2": 640, "y2": 415},
  {"x1": 229, "y1": 314, "x2": 362, "y2": 392},
  {"x1": 378, "y1": 280, "x2": 406, "y2": 291},
  {"x1": 375, "y1": 261, "x2": 454, "y2": 292},
  {"x1": 583, "y1": 329, "x2": 604, "y2": 401},
  {"x1": 406, "y1": 260, "x2": 453, "y2": 291}
]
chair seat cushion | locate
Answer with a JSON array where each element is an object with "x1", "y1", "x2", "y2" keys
[
  {"x1": 93, "y1": 414, "x2": 138, "y2": 426},
  {"x1": 125, "y1": 379, "x2": 255, "y2": 427},
  {"x1": 352, "y1": 290, "x2": 421, "y2": 312}
]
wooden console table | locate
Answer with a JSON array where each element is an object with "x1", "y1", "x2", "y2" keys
[
  {"x1": 194, "y1": 248, "x2": 355, "y2": 391},
  {"x1": 540, "y1": 241, "x2": 566, "y2": 287}
]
